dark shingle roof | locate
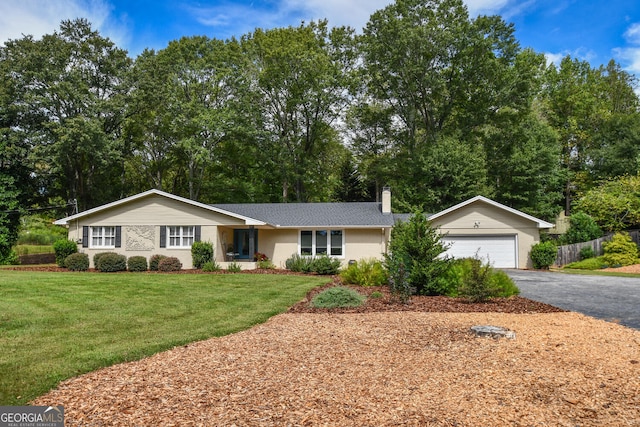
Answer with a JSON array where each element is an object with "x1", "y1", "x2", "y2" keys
[{"x1": 212, "y1": 202, "x2": 395, "y2": 227}]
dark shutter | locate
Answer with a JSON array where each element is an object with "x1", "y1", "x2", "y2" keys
[
  {"x1": 160, "y1": 226, "x2": 167, "y2": 248},
  {"x1": 194, "y1": 226, "x2": 201, "y2": 242},
  {"x1": 115, "y1": 226, "x2": 122, "y2": 248},
  {"x1": 82, "y1": 226, "x2": 89, "y2": 248}
]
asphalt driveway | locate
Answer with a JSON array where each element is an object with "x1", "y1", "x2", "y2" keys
[{"x1": 506, "y1": 270, "x2": 640, "y2": 330}]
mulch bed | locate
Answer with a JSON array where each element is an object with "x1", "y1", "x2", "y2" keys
[{"x1": 288, "y1": 279, "x2": 566, "y2": 314}]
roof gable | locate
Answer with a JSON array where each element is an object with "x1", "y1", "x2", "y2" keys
[
  {"x1": 427, "y1": 196, "x2": 554, "y2": 229},
  {"x1": 54, "y1": 189, "x2": 266, "y2": 226}
]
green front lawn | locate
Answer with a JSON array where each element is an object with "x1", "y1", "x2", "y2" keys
[{"x1": 0, "y1": 271, "x2": 327, "y2": 405}]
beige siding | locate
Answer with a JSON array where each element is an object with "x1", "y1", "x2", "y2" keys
[
  {"x1": 66, "y1": 194, "x2": 244, "y2": 269},
  {"x1": 430, "y1": 202, "x2": 541, "y2": 269}
]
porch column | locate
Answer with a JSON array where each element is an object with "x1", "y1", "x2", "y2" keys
[{"x1": 248, "y1": 226, "x2": 255, "y2": 260}]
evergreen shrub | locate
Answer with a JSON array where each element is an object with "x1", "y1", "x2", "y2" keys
[
  {"x1": 96, "y1": 253, "x2": 127, "y2": 272},
  {"x1": 127, "y1": 256, "x2": 148, "y2": 272},
  {"x1": 311, "y1": 286, "x2": 366, "y2": 309},
  {"x1": 65, "y1": 253, "x2": 89, "y2": 271},
  {"x1": 53, "y1": 239, "x2": 78, "y2": 267},
  {"x1": 531, "y1": 241, "x2": 557, "y2": 269},
  {"x1": 191, "y1": 241, "x2": 213, "y2": 269},
  {"x1": 602, "y1": 232, "x2": 639, "y2": 267},
  {"x1": 579, "y1": 246, "x2": 595, "y2": 260},
  {"x1": 93, "y1": 252, "x2": 114, "y2": 268}
]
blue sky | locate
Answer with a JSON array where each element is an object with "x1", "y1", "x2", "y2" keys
[{"x1": 1, "y1": 0, "x2": 639, "y2": 77}]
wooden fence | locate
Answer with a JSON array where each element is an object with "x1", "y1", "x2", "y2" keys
[{"x1": 555, "y1": 230, "x2": 640, "y2": 266}]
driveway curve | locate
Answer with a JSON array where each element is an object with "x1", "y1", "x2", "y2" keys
[{"x1": 506, "y1": 269, "x2": 640, "y2": 330}]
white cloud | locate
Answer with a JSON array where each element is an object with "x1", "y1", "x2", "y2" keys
[
  {"x1": 0, "y1": 0, "x2": 130, "y2": 50},
  {"x1": 280, "y1": 0, "x2": 391, "y2": 30},
  {"x1": 624, "y1": 23, "x2": 640, "y2": 45}
]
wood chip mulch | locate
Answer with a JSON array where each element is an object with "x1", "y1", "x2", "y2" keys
[{"x1": 29, "y1": 274, "x2": 640, "y2": 426}]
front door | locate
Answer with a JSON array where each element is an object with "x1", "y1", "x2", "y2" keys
[{"x1": 233, "y1": 229, "x2": 258, "y2": 260}]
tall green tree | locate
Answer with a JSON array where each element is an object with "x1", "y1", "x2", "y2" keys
[
  {"x1": 241, "y1": 21, "x2": 358, "y2": 202},
  {"x1": 1, "y1": 19, "x2": 131, "y2": 210}
]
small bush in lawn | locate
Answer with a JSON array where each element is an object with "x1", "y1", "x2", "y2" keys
[
  {"x1": 602, "y1": 232, "x2": 639, "y2": 267},
  {"x1": 157, "y1": 256, "x2": 182, "y2": 272},
  {"x1": 96, "y1": 252, "x2": 127, "y2": 273},
  {"x1": 312, "y1": 255, "x2": 341, "y2": 275},
  {"x1": 531, "y1": 241, "x2": 557, "y2": 269},
  {"x1": 191, "y1": 241, "x2": 214, "y2": 269},
  {"x1": 65, "y1": 253, "x2": 89, "y2": 271},
  {"x1": 127, "y1": 256, "x2": 148, "y2": 272},
  {"x1": 311, "y1": 286, "x2": 366, "y2": 309},
  {"x1": 340, "y1": 258, "x2": 388, "y2": 286},
  {"x1": 202, "y1": 261, "x2": 221, "y2": 272},
  {"x1": 149, "y1": 254, "x2": 167, "y2": 271},
  {"x1": 564, "y1": 257, "x2": 608, "y2": 270},
  {"x1": 53, "y1": 239, "x2": 77, "y2": 267},
  {"x1": 579, "y1": 246, "x2": 595, "y2": 260},
  {"x1": 226, "y1": 262, "x2": 242, "y2": 273},
  {"x1": 93, "y1": 252, "x2": 114, "y2": 268},
  {"x1": 285, "y1": 253, "x2": 315, "y2": 273},
  {"x1": 96, "y1": 253, "x2": 127, "y2": 272}
]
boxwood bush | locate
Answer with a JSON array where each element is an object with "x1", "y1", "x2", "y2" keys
[
  {"x1": 53, "y1": 239, "x2": 77, "y2": 267},
  {"x1": 96, "y1": 253, "x2": 127, "y2": 272},
  {"x1": 127, "y1": 256, "x2": 148, "y2": 272},
  {"x1": 149, "y1": 254, "x2": 167, "y2": 271},
  {"x1": 602, "y1": 232, "x2": 639, "y2": 267},
  {"x1": 93, "y1": 252, "x2": 114, "y2": 268},
  {"x1": 157, "y1": 256, "x2": 182, "y2": 272},
  {"x1": 65, "y1": 253, "x2": 89, "y2": 271}
]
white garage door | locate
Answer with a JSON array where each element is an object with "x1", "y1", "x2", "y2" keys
[{"x1": 442, "y1": 235, "x2": 517, "y2": 268}]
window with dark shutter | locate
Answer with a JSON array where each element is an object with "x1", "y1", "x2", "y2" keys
[
  {"x1": 115, "y1": 226, "x2": 122, "y2": 248},
  {"x1": 195, "y1": 226, "x2": 201, "y2": 242},
  {"x1": 82, "y1": 226, "x2": 89, "y2": 248}
]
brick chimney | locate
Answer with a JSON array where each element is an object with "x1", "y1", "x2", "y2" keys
[{"x1": 382, "y1": 186, "x2": 391, "y2": 215}]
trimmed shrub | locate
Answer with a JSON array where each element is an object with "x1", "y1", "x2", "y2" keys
[
  {"x1": 311, "y1": 286, "x2": 366, "y2": 309},
  {"x1": 226, "y1": 262, "x2": 242, "y2": 273},
  {"x1": 602, "y1": 232, "x2": 639, "y2": 267},
  {"x1": 531, "y1": 241, "x2": 557, "y2": 269},
  {"x1": 191, "y1": 241, "x2": 214, "y2": 269},
  {"x1": 311, "y1": 255, "x2": 341, "y2": 275},
  {"x1": 96, "y1": 253, "x2": 127, "y2": 272},
  {"x1": 93, "y1": 252, "x2": 114, "y2": 268},
  {"x1": 127, "y1": 256, "x2": 148, "y2": 272},
  {"x1": 53, "y1": 239, "x2": 78, "y2": 267},
  {"x1": 65, "y1": 253, "x2": 89, "y2": 271},
  {"x1": 0, "y1": 249, "x2": 19, "y2": 265},
  {"x1": 579, "y1": 246, "x2": 595, "y2": 260},
  {"x1": 157, "y1": 256, "x2": 182, "y2": 272},
  {"x1": 202, "y1": 261, "x2": 221, "y2": 272},
  {"x1": 340, "y1": 258, "x2": 388, "y2": 286},
  {"x1": 149, "y1": 254, "x2": 167, "y2": 271}
]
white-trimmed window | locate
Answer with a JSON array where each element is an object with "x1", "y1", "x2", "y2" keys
[
  {"x1": 168, "y1": 226, "x2": 195, "y2": 248},
  {"x1": 91, "y1": 226, "x2": 116, "y2": 248},
  {"x1": 300, "y1": 230, "x2": 344, "y2": 257}
]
